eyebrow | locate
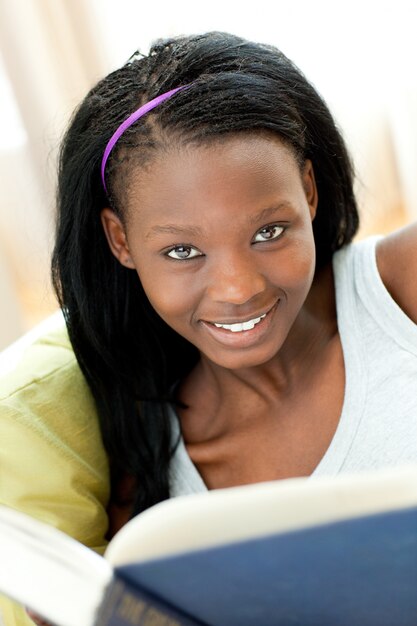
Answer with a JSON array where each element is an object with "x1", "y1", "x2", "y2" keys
[
  {"x1": 145, "y1": 224, "x2": 204, "y2": 240},
  {"x1": 248, "y1": 203, "x2": 291, "y2": 224},
  {"x1": 145, "y1": 203, "x2": 290, "y2": 240}
]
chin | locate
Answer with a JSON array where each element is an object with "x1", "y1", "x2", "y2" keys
[{"x1": 204, "y1": 345, "x2": 280, "y2": 371}]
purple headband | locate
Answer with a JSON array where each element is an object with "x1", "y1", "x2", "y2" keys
[{"x1": 101, "y1": 86, "x2": 186, "y2": 194}]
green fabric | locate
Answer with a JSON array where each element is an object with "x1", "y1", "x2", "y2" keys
[{"x1": 0, "y1": 324, "x2": 110, "y2": 625}]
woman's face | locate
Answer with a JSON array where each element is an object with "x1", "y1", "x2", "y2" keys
[{"x1": 102, "y1": 134, "x2": 318, "y2": 371}]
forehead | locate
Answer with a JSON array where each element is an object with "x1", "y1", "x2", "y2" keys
[{"x1": 123, "y1": 134, "x2": 302, "y2": 223}]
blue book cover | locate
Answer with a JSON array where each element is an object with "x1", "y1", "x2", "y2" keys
[{"x1": 116, "y1": 506, "x2": 417, "y2": 626}]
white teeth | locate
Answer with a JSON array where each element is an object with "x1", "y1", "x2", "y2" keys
[
  {"x1": 213, "y1": 313, "x2": 266, "y2": 333},
  {"x1": 242, "y1": 320, "x2": 255, "y2": 331}
]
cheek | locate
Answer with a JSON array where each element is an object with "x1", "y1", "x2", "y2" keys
[
  {"x1": 278, "y1": 229, "x2": 316, "y2": 294},
  {"x1": 136, "y1": 266, "x2": 199, "y2": 324}
]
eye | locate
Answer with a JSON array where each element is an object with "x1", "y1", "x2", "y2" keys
[
  {"x1": 165, "y1": 245, "x2": 203, "y2": 260},
  {"x1": 253, "y1": 224, "x2": 285, "y2": 243}
]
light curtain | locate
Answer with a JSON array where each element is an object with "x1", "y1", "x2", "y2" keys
[{"x1": 0, "y1": 0, "x2": 108, "y2": 347}]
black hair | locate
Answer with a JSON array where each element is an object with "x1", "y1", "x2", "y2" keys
[{"x1": 52, "y1": 32, "x2": 359, "y2": 516}]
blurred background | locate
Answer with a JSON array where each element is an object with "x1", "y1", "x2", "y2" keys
[{"x1": 0, "y1": 0, "x2": 416, "y2": 349}]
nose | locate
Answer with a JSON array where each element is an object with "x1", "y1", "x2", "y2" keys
[{"x1": 205, "y1": 251, "x2": 267, "y2": 305}]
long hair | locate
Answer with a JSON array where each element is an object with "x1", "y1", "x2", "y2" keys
[{"x1": 52, "y1": 32, "x2": 359, "y2": 515}]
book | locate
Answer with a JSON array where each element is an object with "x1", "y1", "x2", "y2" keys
[{"x1": 1, "y1": 464, "x2": 417, "y2": 626}]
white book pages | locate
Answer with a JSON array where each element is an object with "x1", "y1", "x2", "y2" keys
[{"x1": 0, "y1": 506, "x2": 112, "y2": 626}]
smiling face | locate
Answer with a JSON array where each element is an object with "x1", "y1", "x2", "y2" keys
[{"x1": 102, "y1": 134, "x2": 318, "y2": 371}]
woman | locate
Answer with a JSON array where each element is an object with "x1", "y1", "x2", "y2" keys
[{"x1": 1, "y1": 31, "x2": 416, "y2": 625}]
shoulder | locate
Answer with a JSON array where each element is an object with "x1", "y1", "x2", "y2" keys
[
  {"x1": 0, "y1": 321, "x2": 110, "y2": 553},
  {"x1": 1, "y1": 322, "x2": 78, "y2": 396},
  {"x1": 375, "y1": 222, "x2": 417, "y2": 324},
  {"x1": 0, "y1": 323, "x2": 98, "y2": 444}
]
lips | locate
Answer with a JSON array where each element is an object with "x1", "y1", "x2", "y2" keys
[
  {"x1": 213, "y1": 313, "x2": 267, "y2": 333},
  {"x1": 200, "y1": 301, "x2": 279, "y2": 347},
  {"x1": 205, "y1": 302, "x2": 276, "y2": 331}
]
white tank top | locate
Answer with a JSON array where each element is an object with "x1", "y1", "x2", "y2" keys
[{"x1": 169, "y1": 237, "x2": 417, "y2": 496}]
